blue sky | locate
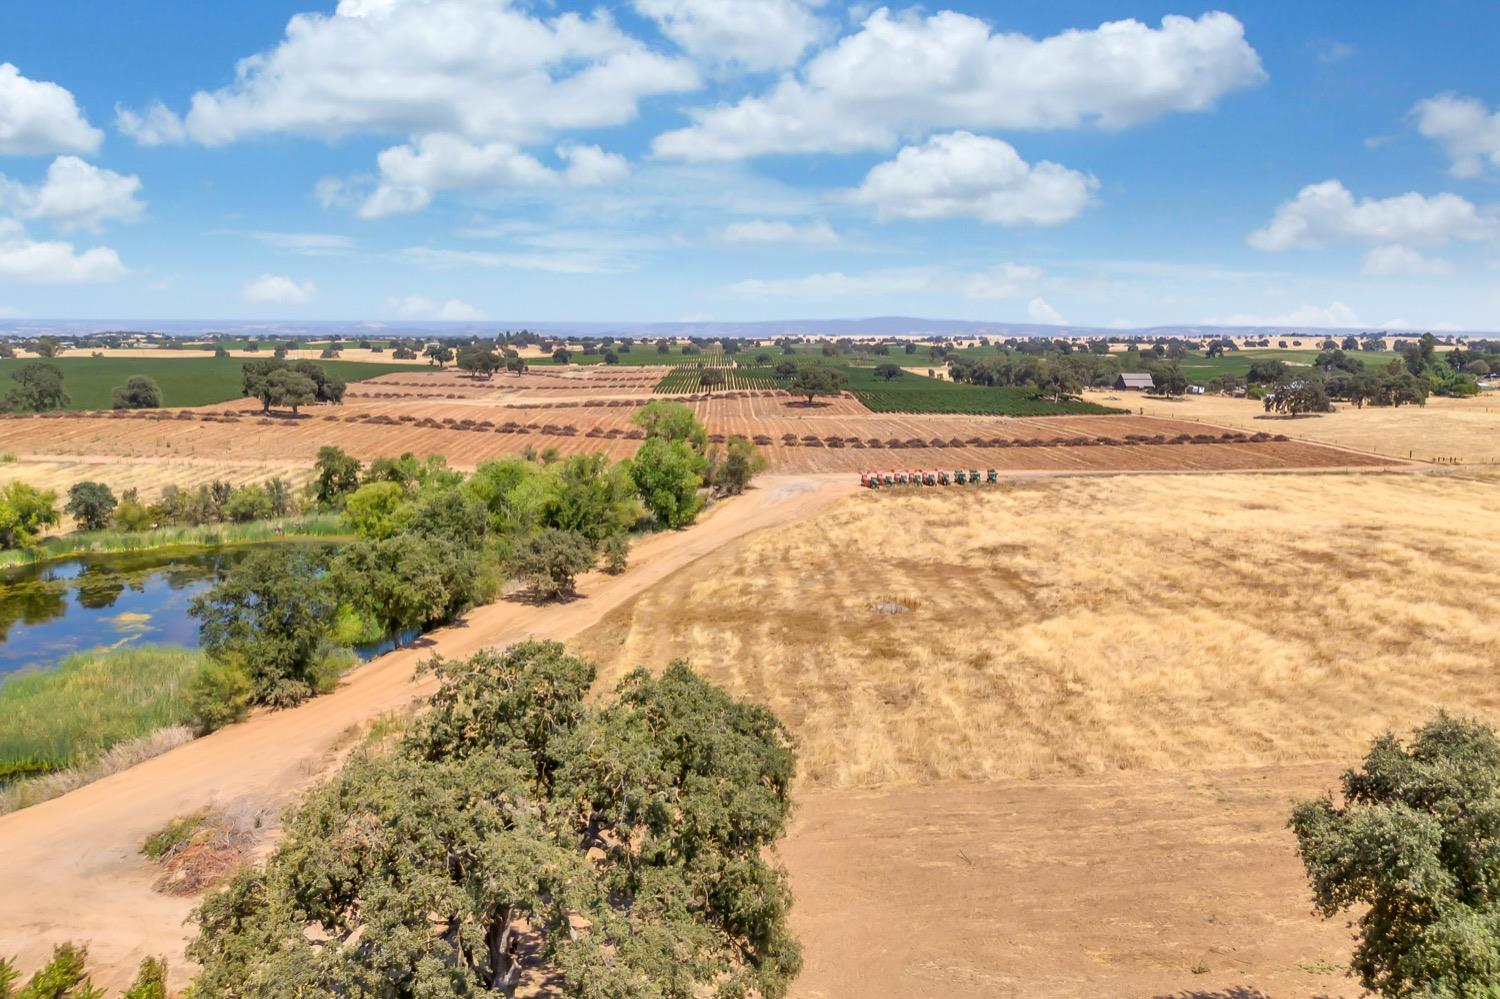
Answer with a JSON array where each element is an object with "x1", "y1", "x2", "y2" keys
[{"x1": 1, "y1": 0, "x2": 1498, "y2": 330}]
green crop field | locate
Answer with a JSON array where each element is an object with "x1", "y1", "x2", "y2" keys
[
  {"x1": 855, "y1": 383, "x2": 1120, "y2": 416},
  {"x1": 653, "y1": 367, "x2": 778, "y2": 392},
  {"x1": 1174, "y1": 347, "x2": 1398, "y2": 381},
  {"x1": 742, "y1": 364, "x2": 1122, "y2": 416},
  {"x1": 0, "y1": 356, "x2": 413, "y2": 411},
  {"x1": 535, "y1": 345, "x2": 764, "y2": 367}
]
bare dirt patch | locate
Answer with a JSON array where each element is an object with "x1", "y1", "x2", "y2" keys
[{"x1": 785, "y1": 766, "x2": 1356, "y2": 999}]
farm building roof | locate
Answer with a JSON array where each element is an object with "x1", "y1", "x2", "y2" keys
[{"x1": 1116, "y1": 372, "x2": 1155, "y2": 390}]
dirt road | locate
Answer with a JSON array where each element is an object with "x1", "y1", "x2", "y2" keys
[{"x1": 0, "y1": 474, "x2": 855, "y2": 990}]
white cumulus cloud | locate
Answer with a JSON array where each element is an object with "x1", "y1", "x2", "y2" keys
[
  {"x1": 0, "y1": 63, "x2": 102, "y2": 155},
  {"x1": 116, "y1": 0, "x2": 696, "y2": 147},
  {"x1": 360, "y1": 137, "x2": 629, "y2": 217},
  {"x1": 1027, "y1": 297, "x2": 1065, "y2": 324},
  {"x1": 1, "y1": 156, "x2": 144, "y2": 233},
  {"x1": 1210, "y1": 301, "x2": 1362, "y2": 328},
  {"x1": 1248, "y1": 180, "x2": 1493, "y2": 251},
  {"x1": 851, "y1": 131, "x2": 1095, "y2": 225},
  {"x1": 114, "y1": 102, "x2": 187, "y2": 145},
  {"x1": 242, "y1": 273, "x2": 316, "y2": 305},
  {"x1": 654, "y1": 10, "x2": 1264, "y2": 159},
  {"x1": 387, "y1": 294, "x2": 484, "y2": 321},
  {"x1": 0, "y1": 219, "x2": 126, "y2": 284},
  {"x1": 720, "y1": 218, "x2": 839, "y2": 244},
  {"x1": 961, "y1": 263, "x2": 1043, "y2": 300},
  {"x1": 113, "y1": 0, "x2": 695, "y2": 216},
  {"x1": 1412, "y1": 93, "x2": 1500, "y2": 178},
  {"x1": 633, "y1": 0, "x2": 829, "y2": 71},
  {"x1": 1361, "y1": 244, "x2": 1452, "y2": 277}
]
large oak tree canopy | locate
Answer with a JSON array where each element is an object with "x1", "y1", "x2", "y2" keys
[{"x1": 188, "y1": 641, "x2": 802, "y2": 998}]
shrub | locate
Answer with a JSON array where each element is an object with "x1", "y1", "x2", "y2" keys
[
  {"x1": 185, "y1": 658, "x2": 253, "y2": 733},
  {"x1": 630, "y1": 436, "x2": 706, "y2": 528},
  {"x1": 142, "y1": 811, "x2": 207, "y2": 862},
  {"x1": 632, "y1": 399, "x2": 708, "y2": 449},
  {"x1": 111, "y1": 375, "x2": 162, "y2": 410},
  {"x1": 788, "y1": 365, "x2": 848, "y2": 404},
  {"x1": 709, "y1": 436, "x2": 766, "y2": 497},
  {"x1": 113, "y1": 496, "x2": 153, "y2": 532},
  {"x1": 602, "y1": 532, "x2": 629, "y2": 574},
  {"x1": 221, "y1": 483, "x2": 272, "y2": 522},
  {"x1": 1291, "y1": 712, "x2": 1500, "y2": 997},
  {"x1": 314, "y1": 445, "x2": 362, "y2": 508},
  {"x1": 189, "y1": 549, "x2": 337, "y2": 708},
  {"x1": 5, "y1": 361, "x2": 69, "y2": 412},
  {"x1": 64, "y1": 480, "x2": 117, "y2": 531},
  {"x1": 0, "y1": 481, "x2": 59, "y2": 549},
  {"x1": 513, "y1": 527, "x2": 595, "y2": 598},
  {"x1": 121, "y1": 956, "x2": 168, "y2": 999}
]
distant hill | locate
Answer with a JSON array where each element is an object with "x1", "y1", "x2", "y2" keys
[{"x1": 0, "y1": 317, "x2": 1492, "y2": 339}]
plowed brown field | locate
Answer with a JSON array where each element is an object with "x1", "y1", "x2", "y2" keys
[{"x1": 0, "y1": 368, "x2": 1398, "y2": 474}]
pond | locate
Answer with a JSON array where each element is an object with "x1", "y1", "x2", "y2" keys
[{"x1": 0, "y1": 545, "x2": 342, "y2": 677}]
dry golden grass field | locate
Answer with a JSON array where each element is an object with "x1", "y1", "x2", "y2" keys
[
  {"x1": 569, "y1": 468, "x2": 1500, "y2": 996},
  {"x1": 1091, "y1": 388, "x2": 1500, "y2": 464},
  {"x1": 0, "y1": 457, "x2": 308, "y2": 501},
  {"x1": 574, "y1": 469, "x2": 1500, "y2": 787}
]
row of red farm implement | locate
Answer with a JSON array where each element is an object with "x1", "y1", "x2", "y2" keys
[{"x1": 861, "y1": 469, "x2": 1002, "y2": 487}]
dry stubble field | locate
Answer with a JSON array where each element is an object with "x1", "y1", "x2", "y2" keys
[
  {"x1": 1092, "y1": 388, "x2": 1500, "y2": 464},
  {"x1": 0, "y1": 367, "x2": 1395, "y2": 477},
  {"x1": 570, "y1": 469, "x2": 1500, "y2": 997}
]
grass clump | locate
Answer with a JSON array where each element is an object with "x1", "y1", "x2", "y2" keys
[
  {"x1": 0, "y1": 645, "x2": 201, "y2": 779},
  {"x1": 141, "y1": 805, "x2": 260, "y2": 896},
  {"x1": 142, "y1": 809, "x2": 208, "y2": 861}
]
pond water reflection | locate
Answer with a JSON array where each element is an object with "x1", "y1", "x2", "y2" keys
[{"x1": 0, "y1": 545, "x2": 334, "y2": 676}]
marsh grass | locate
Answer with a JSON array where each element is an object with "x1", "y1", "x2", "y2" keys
[
  {"x1": 0, "y1": 513, "x2": 346, "y2": 568},
  {"x1": 0, "y1": 725, "x2": 194, "y2": 814},
  {"x1": 0, "y1": 645, "x2": 202, "y2": 779}
]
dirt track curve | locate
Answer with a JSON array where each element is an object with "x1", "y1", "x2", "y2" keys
[{"x1": 0, "y1": 474, "x2": 856, "y2": 991}]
